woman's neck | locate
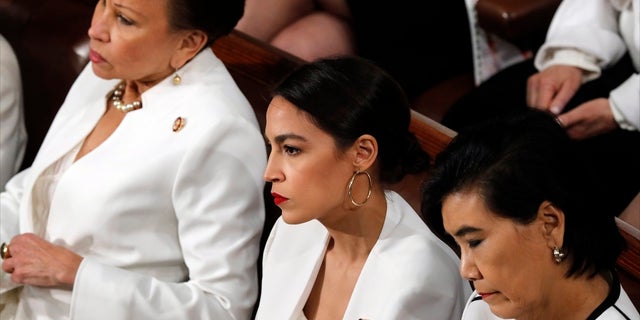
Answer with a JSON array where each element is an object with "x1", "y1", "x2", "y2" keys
[
  {"x1": 322, "y1": 189, "x2": 387, "y2": 261},
  {"x1": 522, "y1": 272, "x2": 610, "y2": 320}
]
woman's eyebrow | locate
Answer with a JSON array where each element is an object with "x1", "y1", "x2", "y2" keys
[
  {"x1": 274, "y1": 133, "x2": 307, "y2": 144},
  {"x1": 453, "y1": 225, "x2": 482, "y2": 237}
]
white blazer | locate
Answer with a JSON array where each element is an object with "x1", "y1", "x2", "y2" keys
[
  {"x1": 256, "y1": 190, "x2": 471, "y2": 320},
  {"x1": 0, "y1": 49, "x2": 266, "y2": 320}
]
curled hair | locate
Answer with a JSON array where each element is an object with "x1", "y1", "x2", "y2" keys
[
  {"x1": 421, "y1": 108, "x2": 625, "y2": 278},
  {"x1": 168, "y1": 0, "x2": 244, "y2": 47},
  {"x1": 272, "y1": 56, "x2": 430, "y2": 184}
]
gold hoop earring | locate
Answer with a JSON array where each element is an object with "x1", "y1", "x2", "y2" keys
[
  {"x1": 348, "y1": 171, "x2": 372, "y2": 207},
  {"x1": 172, "y1": 68, "x2": 182, "y2": 85}
]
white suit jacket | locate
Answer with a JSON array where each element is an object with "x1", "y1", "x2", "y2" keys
[
  {"x1": 256, "y1": 191, "x2": 471, "y2": 320},
  {"x1": 535, "y1": 0, "x2": 640, "y2": 130},
  {"x1": 0, "y1": 49, "x2": 266, "y2": 320}
]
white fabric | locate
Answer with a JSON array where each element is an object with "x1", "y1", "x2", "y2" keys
[
  {"x1": 535, "y1": 0, "x2": 640, "y2": 130},
  {"x1": 255, "y1": 190, "x2": 471, "y2": 320},
  {"x1": 461, "y1": 284, "x2": 640, "y2": 320},
  {"x1": 0, "y1": 48, "x2": 266, "y2": 320},
  {"x1": 0, "y1": 34, "x2": 27, "y2": 191}
]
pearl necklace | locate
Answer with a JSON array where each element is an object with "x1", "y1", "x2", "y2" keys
[{"x1": 109, "y1": 81, "x2": 142, "y2": 113}]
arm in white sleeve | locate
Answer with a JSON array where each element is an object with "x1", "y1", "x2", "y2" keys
[
  {"x1": 609, "y1": 74, "x2": 640, "y2": 131},
  {"x1": 69, "y1": 118, "x2": 266, "y2": 320},
  {"x1": 535, "y1": 0, "x2": 628, "y2": 71}
]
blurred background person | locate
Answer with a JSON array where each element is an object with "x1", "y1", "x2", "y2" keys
[
  {"x1": 235, "y1": 0, "x2": 477, "y2": 118},
  {"x1": 442, "y1": 0, "x2": 640, "y2": 217},
  {"x1": 0, "y1": 34, "x2": 27, "y2": 192}
]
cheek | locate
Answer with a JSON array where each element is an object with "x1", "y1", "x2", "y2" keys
[{"x1": 484, "y1": 241, "x2": 547, "y2": 303}]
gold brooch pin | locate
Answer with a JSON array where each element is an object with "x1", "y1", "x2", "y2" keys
[{"x1": 173, "y1": 117, "x2": 186, "y2": 132}]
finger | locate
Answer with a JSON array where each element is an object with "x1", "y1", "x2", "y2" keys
[
  {"x1": 535, "y1": 83, "x2": 556, "y2": 111},
  {"x1": 2, "y1": 258, "x2": 15, "y2": 274},
  {"x1": 549, "y1": 82, "x2": 579, "y2": 114},
  {"x1": 526, "y1": 76, "x2": 539, "y2": 107}
]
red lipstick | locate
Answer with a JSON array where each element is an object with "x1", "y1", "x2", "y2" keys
[{"x1": 271, "y1": 192, "x2": 288, "y2": 205}]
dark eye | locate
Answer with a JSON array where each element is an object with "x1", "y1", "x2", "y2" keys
[
  {"x1": 468, "y1": 239, "x2": 482, "y2": 248},
  {"x1": 283, "y1": 145, "x2": 300, "y2": 156},
  {"x1": 117, "y1": 14, "x2": 134, "y2": 25}
]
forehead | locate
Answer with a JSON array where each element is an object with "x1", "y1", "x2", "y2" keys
[
  {"x1": 442, "y1": 191, "x2": 498, "y2": 231},
  {"x1": 114, "y1": 0, "x2": 169, "y2": 18},
  {"x1": 265, "y1": 96, "x2": 334, "y2": 142}
]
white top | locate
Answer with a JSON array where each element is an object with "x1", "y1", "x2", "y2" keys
[
  {"x1": 535, "y1": 0, "x2": 640, "y2": 131},
  {"x1": 256, "y1": 190, "x2": 471, "y2": 320},
  {"x1": 0, "y1": 48, "x2": 266, "y2": 320},
  {"x1": 461, "y1": 274, "x2": 640, "y2": 320},
  {"x1": 0, "y1": 34, "x2": 27, "y2": 191}
]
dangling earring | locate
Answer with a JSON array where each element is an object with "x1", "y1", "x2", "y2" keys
[
  {"x1": 348, "y1": 171, "x2": 372, "y2": 207},
  {"x1": 172, "y1": 68, "x2": 182, "y2": 85},
  {"x1": 553, "y1": 246, "x2": 566, "y2": 263}
]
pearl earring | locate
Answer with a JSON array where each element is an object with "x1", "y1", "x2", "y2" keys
[
  {"x1": 172, "y1": 68, "x2": 182, "y2": 85},
  {"x1": 553, "y1": 246, "x2": 566, "y2": 263}
]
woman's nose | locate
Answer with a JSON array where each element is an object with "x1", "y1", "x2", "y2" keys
[
  {"x1": 263, "y1": 156, "x2": 283, "y2": 183},
  {"x1": 87, "y1": 5, "x2": 109, "y2": 42},
  {"x1": 460, "y1": 254, "x2": 481, "y2": 281}
]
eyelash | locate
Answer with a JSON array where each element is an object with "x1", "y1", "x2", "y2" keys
[
  {"x1": 468, "y1": 239, "x2": 482, "y2": 248},
  {"x1": 117, "y1": 14, "x2": 134, "y2": 26},
  {"x1": 283, "y1": 145, "x2": 300, "y2": 156}
]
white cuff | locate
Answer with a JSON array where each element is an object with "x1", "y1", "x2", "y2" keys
[{"x1": 536, "y1": 49, "x2": 601, "y2": 83}]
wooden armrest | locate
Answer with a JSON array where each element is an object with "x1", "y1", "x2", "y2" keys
[
  {"x1": 476, "y1": 0, "x2": 561, "y2": 49},
  {"x1": 617, "y1": 218, "x2": 640, "y2": 280}
]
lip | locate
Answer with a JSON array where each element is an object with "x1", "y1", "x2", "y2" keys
[
  {"x1": 271, "y1": 192, "x2": 288, "y2": 205},
  {"x1": 478, "y1": 291, "x2": 498, "y2": 300},
  {"x1": 89, "y1": 48, "x2": 105, "y2": 63}
]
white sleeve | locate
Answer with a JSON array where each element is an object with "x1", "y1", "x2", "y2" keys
[
  {"x1": 610, "y1": 74, "x2": 640, "y2": 131},
  {"x1": 535, "y1": 0, "x2": 628, "y2": 71}
]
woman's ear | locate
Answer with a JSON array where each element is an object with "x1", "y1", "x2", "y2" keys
[
  {"x1": 351, "y1": 134, "x2": 378, "y2": 170},
  {"x1": 171, "y1": 29, "x2": 208, "y2": 69},
  {"x1": 538, "y1": 200, "x2": 566, "y2": 249}
]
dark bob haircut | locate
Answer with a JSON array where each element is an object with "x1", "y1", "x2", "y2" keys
[{"x1": 421, "y1": 108, "x2": 625, "y2": 278}]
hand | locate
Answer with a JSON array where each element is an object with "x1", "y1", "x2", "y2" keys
[
  {"x1": 527, "y1": 65, "x2": 582, "y2": 114},
  {"x1": 1, "y1": 233, "x2": 83, "y2": 290},
  {"x1": 556, "y1": 98, "x2": 618, "y2": 140}
]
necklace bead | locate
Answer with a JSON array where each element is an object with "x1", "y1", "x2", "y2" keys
[{"x1": 109, "y1": 82, "x2": 142, "y2": 113}]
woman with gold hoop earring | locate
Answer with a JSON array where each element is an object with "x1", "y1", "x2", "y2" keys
[{"x1": 257, "y1": 56, "x2": 471, "y2": 319}]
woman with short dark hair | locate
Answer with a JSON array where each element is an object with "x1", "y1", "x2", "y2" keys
[{"x1": 422, "y1": 108, "x2": 639, "y2": 319}]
